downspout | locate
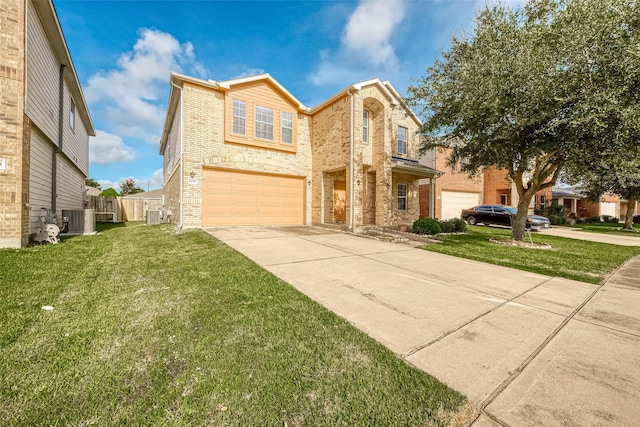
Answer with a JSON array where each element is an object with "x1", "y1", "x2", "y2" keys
[
  {"x1": 53, "y1": 64, "x2": 66, "y2": 214},
  {"x1": 347, "y1": 89, "x2": 354, "y2": 229},
  {"x1": 170, "y1": 81, "x2": 184, "y2": 228}
]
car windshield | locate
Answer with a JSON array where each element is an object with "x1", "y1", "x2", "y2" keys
[{"x1": 503, "y1": 207, "x2": 517, "y2": 214}]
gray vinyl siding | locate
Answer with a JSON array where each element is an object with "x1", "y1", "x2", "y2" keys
[
  {"x1": 62, "y1": 79, "x2": 90, "y2": 176},
  {"x1": 56, "y1": 154, "x2": 85, "y2": 221},
  {"x1": 163, "y1": 101, "x2": 182, "y2": 183},
  {"x1": 25, "y1": 0, "x2": 60, "y2": 145},
  {"x1": 29, "y1": 129, "x2": 53, "y2": 234}
]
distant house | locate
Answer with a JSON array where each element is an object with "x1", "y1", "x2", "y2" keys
[
  {"x1": 159, "y1": 73, "x2": 438, "y2": 230},
  {"x1": 419, "y1": 147, "x2": 551, "y2": 220},
  {"x1": 0, "y1": 0, "x2": 95, "y2": 248},
  {"x1": 551, "y1": 187, "x2": 620, "y2": 219}
]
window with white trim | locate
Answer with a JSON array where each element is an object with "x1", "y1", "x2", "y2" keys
[
  {"x1": 232, "y1": 100, "x2": 246, "y2": 135},
  {"x1": 281, "y1": 111, "x2": 293, "y2": 144},
  {"x1": 255, "y1": 106, "x2": 273, "y2": 140},
  {"x1": 398, "y1": 126, "x2": 407, "y2": 155},
  {"x1": 397, "y1": 184, "x2": 407, "y2": 211},
  {"x1": 69, "y1": 98, "x2": 75, "y2": 130},
  {"x1": 363, "y1": 110, "x2": 369, "y2": 144}
]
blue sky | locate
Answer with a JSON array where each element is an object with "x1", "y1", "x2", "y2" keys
[{"x1": 53, "y1": 0, "x2": 523, "y2": 192}]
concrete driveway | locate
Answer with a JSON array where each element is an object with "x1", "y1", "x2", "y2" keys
[
  {"x1": 539, "y1": 226, "x2": 640, "y2": 246},
  {"x1": 205, "y1": 226, "x2": 640, "y2": 426}
]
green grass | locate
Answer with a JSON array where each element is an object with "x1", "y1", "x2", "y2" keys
[
  {"x1": 0, "y1": 222, "x2": 465, "y2": 426},
  {"x1": 422, "y1": 226, "x2": 640, "y2": 284},
  {"x1": 561, "y1": 222, "x2": 640, "y2": 236}
]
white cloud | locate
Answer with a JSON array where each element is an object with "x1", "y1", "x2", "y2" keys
[
  {"x1": 232, "y1": 68, "x2": 267, "y2": 79},
  {"x1": 309, "y1": 0, "x2": 405, "y2": 86},
  {"x1": 89, "y1": 130, "x2": 137, "y2": 164},
  {"x1": 86, "y1": 28, "x2": 207, "y2": 143},
  {"x1": 149, "y1": 168, "x2": 163, "y2": 189},
  {"x1": 342, "y1": 0, "x2": 404, "y2": 66}
]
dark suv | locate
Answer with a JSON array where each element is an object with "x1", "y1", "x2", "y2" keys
[{"x1": 460, "y1": 204, "x2": 551, "y2": 231}]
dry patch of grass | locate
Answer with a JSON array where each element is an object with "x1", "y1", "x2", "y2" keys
[{"x1": 1, "y1": 222, "x2": 465, "y2": 426}]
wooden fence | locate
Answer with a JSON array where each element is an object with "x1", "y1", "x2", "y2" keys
[{"x1": 86, "y1": 196, "x2": 163, "y2": 222}]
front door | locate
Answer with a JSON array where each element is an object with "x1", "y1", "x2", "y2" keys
[{"x1": 333, "y1": 180, "x2": 346, "y2": 223}]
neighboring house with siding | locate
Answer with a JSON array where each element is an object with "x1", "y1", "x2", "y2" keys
[
  {"x1": 159, "y1": 73, "x2": 438, "y2": 230},
  {"x1": 0, "y1": 0, "x2": 94, "y2": 248},
  {"x1": 551, "y1": 187, "x2": 620, "y2": 219},
  {"x1": 419, "y1": 147, "x2": 551, "y2": 219}
]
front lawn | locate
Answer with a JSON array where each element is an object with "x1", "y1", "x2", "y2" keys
[
  {"x1": 422, "y1": 226, "x2": 640, "y2": 284},
  {"x1": 0, "y1": 222, "x2": 465, "y2": 426},
  {"x1": 561, "y1": 222, "x2": 640, "y2": 236}
]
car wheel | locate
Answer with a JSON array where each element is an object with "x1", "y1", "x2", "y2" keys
[{"x1": 467, "y1": 216, "x2": 477, "y2": 225}]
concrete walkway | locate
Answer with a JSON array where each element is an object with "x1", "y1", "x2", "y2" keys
[
  {"x1": 205, "y1": 226, "x2": 640, "y2": 426},
  {"x1": 539, "y1": 226, "x2": 640, "y2": 246}
]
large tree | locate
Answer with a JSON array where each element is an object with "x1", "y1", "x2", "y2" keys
[
  {"x1": 119, "y1": 178, "x2": 145, "y2": 196},
  {"x1": 406, "y1": 0, "x2": 639, "y2": 241},
  {"x1": 565, "y1": 148, "x2": 640, "y2": 230},
  {"x1": 85, "y1": 178, "x2": 102, "y2": 189}
]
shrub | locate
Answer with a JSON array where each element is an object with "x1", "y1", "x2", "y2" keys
[
  {"x1": 602, "y1": 215, "x2": 619, "y2": 223},
  {"x1": 548, "y1": 214, "x2": 565, "y2": 225},
  {"x1": 439, "y1": 219, "x2": 455, "y2": 233},
  {"x1": 583, "y1": 216, "x2": 602, "y2": 223},
  {"x1": 451, "y1": 218, "x2": 467, "y2": 232},
  {"x1": 412, "y1": 218, "x2": 442, "y2": 235}
]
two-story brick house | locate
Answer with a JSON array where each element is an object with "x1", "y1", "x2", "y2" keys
[
  {"x1": 0, "y1": 0, "x2": 95, "y2": 248},
  {"x1": 159, "y1": 73, "x2": 438, "y2": 230}
]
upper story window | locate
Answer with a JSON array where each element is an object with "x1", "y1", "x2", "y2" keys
[
  {"x1": 232, "y1": 100, "x2": 246, "y2": 135},
  {"x1": 69, "y1": 98, "x2": 75, "y2": 130},
  {"x1": 461, "y1": 157, "x2": 469, "y2": 170},
  {"x1": 281, "y1": 112, "x2": 293, "y2": 144},
  {"x1": 255, "y1": 106, "x2": 273, "y2": 140},
  {"x1": 398, "y1": 126, "x2": 407, "y2": 155},
  {"x1": 397, "y1": 184, "x2": 407, "y2": 211},
  {"x1": 451, "y1": 160, "x2": 458, "y2": 172},
  {"x1": 363, "y1": 110, "x2": 369, "y2": 144}
]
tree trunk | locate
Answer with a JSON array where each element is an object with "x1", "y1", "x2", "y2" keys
[
  {"x1": 512, "y1": 194, "x2": 534, "y2": 241},
  {"x1": 623, "y1": 195, "x2": 637, "y2": 230}
]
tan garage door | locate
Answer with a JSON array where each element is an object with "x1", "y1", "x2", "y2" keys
[
  {"x1": 441, "y1": 191, "x2": 481, "y2": 220},
  {"x1": 202, "y1": 168, "x2": 304, "y2": 226}
]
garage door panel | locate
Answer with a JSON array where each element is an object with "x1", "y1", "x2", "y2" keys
[
  {"x1": 202, "y1": 169, "x2": 304, "y2": 226},
  {"x1": 441, "y1": 191, "x2": 481, "y2": 220}
]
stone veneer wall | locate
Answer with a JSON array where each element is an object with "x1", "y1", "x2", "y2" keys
[
  {"x1": 180, "y1": 82, "x2": 313, "y2": 227},
  {"x1": 0, "y1": 0, "x2": 29, "y2": 248}
]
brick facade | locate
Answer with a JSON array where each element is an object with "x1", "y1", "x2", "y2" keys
[{"x1": 0, "y1": 0, "x2": 28, "y2": 247}]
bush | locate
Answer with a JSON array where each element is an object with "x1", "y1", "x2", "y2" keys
[
  {"x1": 583, "y1": 216, "x2": 602, "y2": 223},
  {"x1": 602, "y1": 215, "x2": 619, "y2": 223},
  {"x1": 439, "y1": 219, "x2": 455, "y2": 233},
  {"x1": 446, "y1": 218, "x2": 467, "y2": 233},
  {"x1": 412, "y1": 218, "x2": 442, "y2": 235},
  {"x1": 548, "y1": 214, "x2": 565, "y2": 225}
]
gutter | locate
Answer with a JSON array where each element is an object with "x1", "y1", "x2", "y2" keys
[{"x1": 170, "y1": 81, "x2": 184, "y2": 228}]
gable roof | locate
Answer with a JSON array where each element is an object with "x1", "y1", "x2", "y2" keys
[
  {"x1": 216, "y1": 74, "x2": 308, "y2": 110},
  {"x1": 309, "y1": 78, "x2": 421, "y2": 126}
]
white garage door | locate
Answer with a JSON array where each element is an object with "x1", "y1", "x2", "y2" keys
[
  {"x1": 600, "y1": 202, "x2": 616, "y2": 218},
  {"x1": 441, "y1": 191, "x2": 481, "y2": 220},
  {"x1": 202, "y1": 168, "x2": 304, "y2": 226}
]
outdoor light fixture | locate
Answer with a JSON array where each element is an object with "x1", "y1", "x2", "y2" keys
[{"x1": 190, "y1": 171, "x2": 195, "y2": 179}]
